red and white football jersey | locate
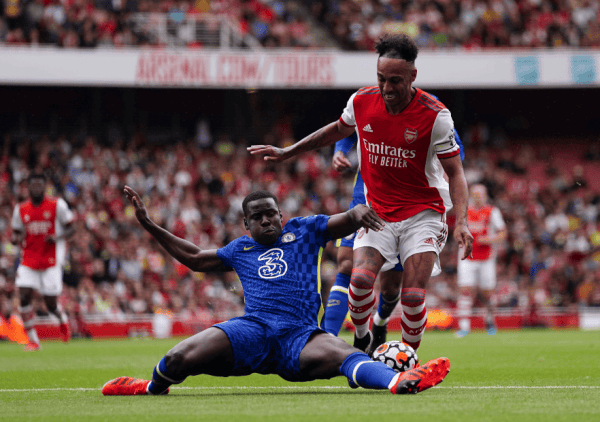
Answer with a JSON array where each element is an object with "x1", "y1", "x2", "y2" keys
[
  {"x1": 340, "y1": 87, "x2": 460, "y2": 222},
  {"x1": 11, "y1": 197, "x2": 74, "y2": 270},
  {"x1": 467, "y1": 205, "x2": 506, "y2": 261}
]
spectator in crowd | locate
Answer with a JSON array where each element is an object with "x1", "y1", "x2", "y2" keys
[{"x1": 1, "y1": 0, "x2": 599, "y2": 49}]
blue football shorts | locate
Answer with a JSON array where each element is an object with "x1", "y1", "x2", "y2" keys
[{"x1": 215, "y1": 313, "x2": 323, "y2": 381}]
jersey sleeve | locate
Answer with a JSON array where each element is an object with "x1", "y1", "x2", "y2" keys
[
  {"x1": 334, "y1": 132, "x2": 358, "y2": 155},
  {"x1": 216, "y1": 239, "x2": 237, "y2": 270},
  {"x1": 431, "y1": 109, "x2": 460, "y2": 159},
  {"x1": 56, "y1": 198, "x2": 75, "y2": 226},
  {"x1": 340, "y1": 92, "x2": 358, "y2": 128},
  {"x1": 11, "y1": 205, "x2": 23, "y2": 231},
  {"x1": 491, "y1": 207, "x2": 506, "y2": 231}
]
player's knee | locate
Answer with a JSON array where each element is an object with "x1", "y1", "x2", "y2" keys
[
  {"x1": 164, "y1": 349, "x2": 191, "y2": 378},
  {"x1": 337, "y1": 258, "x2": 353, "y2": 276}
]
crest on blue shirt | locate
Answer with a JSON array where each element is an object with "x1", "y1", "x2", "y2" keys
[{"x1": 282, "y1": 233, "x2": 296, "y2": 243}]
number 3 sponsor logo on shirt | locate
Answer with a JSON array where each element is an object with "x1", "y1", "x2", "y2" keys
[{"x1": 258, "y1": 248, "x2": 288, "y2": 279}]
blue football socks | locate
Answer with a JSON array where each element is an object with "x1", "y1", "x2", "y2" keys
[
  {"x1": 322, "y1": 273, "x2": 351, "y2": 335},
  {"x1": 147, "y1": 357, "x2": 185, "y2": 395},
  {"x1": 340, "y1": 352, "x2": 397, "y2": 390}
]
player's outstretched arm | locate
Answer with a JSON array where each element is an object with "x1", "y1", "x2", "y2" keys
[
  {"x1": 123, "y1": 186, "x2": 231, "y2": 273},
  {"x1": 440, "y1": 156, "x2": 474, "y2": 260},
  {"x1": 326, "y1": 204, "x2": 385, "y2": 240},
  {"x1": 247, "y1": 121, "x2": 354, "y2": 162}
]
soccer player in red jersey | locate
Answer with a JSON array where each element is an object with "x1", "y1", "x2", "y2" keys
[
  {"x1": 455, "y1": 184, "x2": 506, "y2": 337},
  {"x1": 11, "y1": 173, "x2": 75, "y2": 350},
  {"x1": 249, "y1": 34, "x2": 473, "y2": 353}
]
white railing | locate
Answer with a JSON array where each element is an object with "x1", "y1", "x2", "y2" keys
[{"x1": 128, "y1": 13, "x2": 262, "y2": 50}]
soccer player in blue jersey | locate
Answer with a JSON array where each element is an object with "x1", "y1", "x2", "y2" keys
[
  {"x1": 323, "y1": 124, "x2": 465, "y2": 355},
  {"x1": 102, "y1": 186, "x2": 450, "y2": 396}
]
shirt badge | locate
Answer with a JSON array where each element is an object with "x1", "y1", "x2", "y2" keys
[
  {"x1": 405, "y1": 128, "x2": 418, "y2": 144},
  {"x1": 282, "y1": 233, "x2": 296, "y2": 243}
]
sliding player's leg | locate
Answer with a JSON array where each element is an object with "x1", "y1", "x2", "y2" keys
[
  {"x1": 299, "y1": 331, "x2": 450, "y2": 394},
  {"x1": 322, "y1": 244, "x2": 353, "y2": 335},
  {"x1": 103, "y1": 327, "x2": 235, "y2": 396}
]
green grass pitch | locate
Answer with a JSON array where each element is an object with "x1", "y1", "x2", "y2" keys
[{"x1": 1, "y1": 329, "x2": 599, "y2": 422}]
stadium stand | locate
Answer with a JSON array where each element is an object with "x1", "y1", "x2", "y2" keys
[{"x1": 0, "y1": 0, "x2": 599, "y2": 49}]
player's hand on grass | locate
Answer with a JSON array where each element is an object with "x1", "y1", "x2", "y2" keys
[
  {"x1": 332, "y1": 151, "x2": 352, "y2": 172},
  {"x1": 124, "y1": 186, "x2": 149, "y2": 223},
  {"x1": 350, "y1": 204, "x2": 385, "y2": 233},
  {"x1": 455, "y1": 223, "x2": 474, "y2": 260},
  {"x1": 247, "y1": 145, "x2": 287, "y2": 162}
]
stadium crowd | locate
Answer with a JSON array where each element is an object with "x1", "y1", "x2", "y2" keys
[
  {"x1": 0, "y1": 122, "x2": 599, "y2": 338},
  {"x1": 0, "y1": 0, "x2": 599, "y2": 49}
]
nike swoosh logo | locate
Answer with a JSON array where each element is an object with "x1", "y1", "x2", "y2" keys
[{"x1": 244, "y1": 246, "x2": 255, "y2": 251}]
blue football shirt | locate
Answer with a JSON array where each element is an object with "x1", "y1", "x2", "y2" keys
[{"x1": 217, "y1": 215, "x2": 331, "y2": 325}]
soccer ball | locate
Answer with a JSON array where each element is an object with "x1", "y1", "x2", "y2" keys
[{"x1": 371, "y1": 341, "x2": 418, "y2": 373}]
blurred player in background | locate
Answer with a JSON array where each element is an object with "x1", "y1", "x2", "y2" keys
[
  {"x1": 249, "y1": 34, "x2": 473, "y2": 354},
  {"x1": 455, "y1": 184, "x2": 506, "y2": 337},
  {"x1": 324, "y1": 121, "x2": 464, "y2": 355},
  {"x1": 11, "y1": 173, "x2": 75, "y2": 351},
  {"x1": 102, "y1": 187, "x2": 450, "y2": 396}
]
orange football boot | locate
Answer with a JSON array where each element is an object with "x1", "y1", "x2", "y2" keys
[
  {"x1": 390, "y1": 357, "x2": 450, "y2": 395},
  {"x1": 102, "y1": 377, "x2": 169, "y2": 396}
]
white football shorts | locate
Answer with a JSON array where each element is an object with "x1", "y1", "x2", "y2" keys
[
  {"x1": 353, "y1": 209, "x2": 448, "y2": 276},
  {"x1": 16, "y1": 265, "x2": 64, "y2": 296},
  {"x1": 457, "y1": 258, "x2": 497, "y2": 290}
]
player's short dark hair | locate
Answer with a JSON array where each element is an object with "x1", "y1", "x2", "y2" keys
[
  {"x1": 375, "y1": 34, "x2": 419, "y2": 64},
  {"x1": 242, "y1": 190, "x2": 279, "y2": 216},
  {"x1": 28, "y1": 172, "x2": 46, "y2": 182}
]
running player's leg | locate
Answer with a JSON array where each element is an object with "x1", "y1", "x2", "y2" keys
[
  {"x1": 103, "y1": 327, "x2": 235, "y2": 396},
  {"x1": 41, "y1": 266, "x2": 70, "y2": 342},
  {"x1": 16, "y1": 266, "x2": 40, "y2": 349},
  {"x1": 368, "y1": 268, "x2": 402, "y2": 355},
  {"x1": 298, "y1": 331, "x2": 450, "y2": 394},
  {"x1": 351, "y1": 225, "x2": 398, "y2": 351},
  {"x1": 456, "y1": 258, "x2": 476, "y2": 337},
  {"x1": 401, "y1": 252, "x2": 436, "y2": 351},
  {"x1": 349, "y1": 245, "x2": 384, "y2": 350},
  {"x1": 480, "y1": 259, "x2": 498, "y2": 334},
  {"x1": 322, "y1": 244, "x2": 353, "y2": 335},
  {"x1": 18, "y1": 287, "x2": 37, "y2": 346},
  {"x1": 397, "y1": 210, "x2": 448, "y2": 352}
]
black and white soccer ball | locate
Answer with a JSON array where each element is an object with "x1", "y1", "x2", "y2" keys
[{"x1": 371, "y1": 341, "x2": 418, "y2": 373}]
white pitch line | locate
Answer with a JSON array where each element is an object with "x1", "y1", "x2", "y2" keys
[{"x1": 0, "y1": 386, "x2": 599, "y2": 393}]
